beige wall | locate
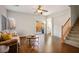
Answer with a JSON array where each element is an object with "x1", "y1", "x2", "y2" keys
[
  {"x1": 0, "y1": 5, "x2": 7, "y2": 17},
  {"x1": 7, "y1": 10, "x2": 46, "y2": 35},
  {"x1": 7, "y1": 6, "x2": 72, "y2": 37},
  {"x1": 71, "y1": 6, "x2": 78, "y2": 26},
  {"x1": 47, "y1": 7, "x2": 71, "y2": 37}
]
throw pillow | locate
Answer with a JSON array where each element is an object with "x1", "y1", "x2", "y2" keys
[
  {"x1": 0, "y1": 32, "x2": 2, "y2": 42},
  {"x1": 1, "y1": 32, "x2": 12, "y2": 41}
]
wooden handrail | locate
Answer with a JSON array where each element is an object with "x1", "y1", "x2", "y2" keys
[
  {"x1": 63, "y1": 17, "x2": 71, "y2": 27},
  {"x1": 61, "y1": 17, "x2": 71, "y2": 43}
]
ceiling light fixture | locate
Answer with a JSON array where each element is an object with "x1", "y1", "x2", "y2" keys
[{"x1": 35, "y1": 5, "x2": 48, "y2": 15}]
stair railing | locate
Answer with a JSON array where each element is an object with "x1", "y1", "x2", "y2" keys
[{"x1": 61, "y1": 17, "x2": 72, "y2": 43}]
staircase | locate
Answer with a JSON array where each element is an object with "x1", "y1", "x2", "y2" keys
[{"x1": 65, "y1": 19, "x2": 79, "y2": 48}]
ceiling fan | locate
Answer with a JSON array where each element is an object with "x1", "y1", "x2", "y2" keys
[{"x1": 35, "y1": 5, "x2": 48, "y2": 14}]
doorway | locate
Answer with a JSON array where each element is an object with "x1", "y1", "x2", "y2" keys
[
  {"x1": 47, "y1": 17, "x2": 53, "y2": 36},
  {"x1": 35, "y1": 21, "x2": 45, "y2": 34}
]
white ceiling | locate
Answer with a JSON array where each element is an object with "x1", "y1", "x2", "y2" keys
[{"x1": 5, "y1": 5, "x2": 69, "y2": 16}]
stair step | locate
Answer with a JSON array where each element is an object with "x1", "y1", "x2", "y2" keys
[
  {"x1": 70, "y1": 30, "x2": 79, "y2": 34},
  {"x1": 72, "y1": 27, "x2": 79, "y2": 29},
  {"x1": 72, "y1": 28, "x2": 79, "y2": 31},
  {"x1": 66, "y1": 36, "x2": 79, "y2": 42},
  {"x1": 68, "y1": 34, "x2": 79, "y2": 37},
  {"x1": 74, "y1": 24, "x2": 79, "y2": 25},
  {"x1": 73, "y1": 25, "x2": 79, "y2": 27},
  {"x1": 74, "y1": 24, "x2": 79, "y2": 26},
  {"x1": 67, "y1": 36, "x2": 79, "y2": 39},
  {"x1": 65, "y1": 39, "x2": 79, "y2": 48},
  {"x1": 64, "y1": 19, "x2": 79, "y2": 48},
  {"x1": 75, "y1": 22, "x2": 79, "y2": 24}
]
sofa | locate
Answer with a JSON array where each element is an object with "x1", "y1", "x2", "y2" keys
[{"x1": 0, "y1": 38, "x2": 18, "y2": 53}]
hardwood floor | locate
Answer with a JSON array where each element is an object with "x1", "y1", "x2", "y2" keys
[
  {"x1": 45, "y1": 35, "x2": 79, "y2": 53},
  {"x1": 18, "y1": 35, "x2": 79, "y2": 53}
]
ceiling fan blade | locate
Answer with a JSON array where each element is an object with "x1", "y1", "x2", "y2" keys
[
  {"x1": 42, "y1": 10, "x2": 48, "y2": 12},
  {"x1": 38, "y1": 5, "x2": 44, "y2": 10},
  {"x1": 35, "y1": 5, "x2": 48, "y2": 15}
]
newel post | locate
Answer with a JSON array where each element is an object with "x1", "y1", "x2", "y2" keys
[{"x1": 61, "y1": 26, "x2": 64, "y2": 43}]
